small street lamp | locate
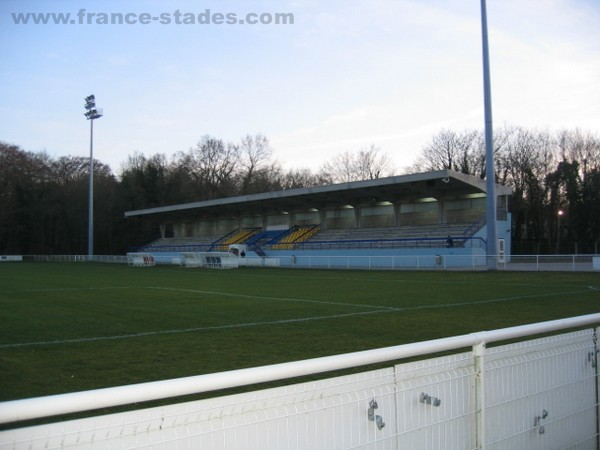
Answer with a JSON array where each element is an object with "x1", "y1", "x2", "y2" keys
[
  {"x1": 556, "y1": 209, "x2": 564, "y2": 254},
  {"x1": 84, "y1": 95, "x2": 103, "y2": 259}
]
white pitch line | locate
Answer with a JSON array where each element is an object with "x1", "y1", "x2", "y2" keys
[
  {"x1": 2, "y1": 288, "x2": 595, "y2": 349},
  {"x1": 148, "y1": 286, "x2": 596, "y2": 313},
  {"x1": 146, "y1": 286, "x2": 398, "y2": 311},
  {"x1": 0, "y1": 309, "x2": 386, "y2": 349},
  {"x1": 242, "y1": 271, "x2": 594, "y2": 290},
  {"x1": 394, "y1": 288, "x2": 595, "y2": 312}
]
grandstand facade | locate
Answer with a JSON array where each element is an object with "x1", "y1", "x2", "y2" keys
[{"x1": 125, "y1": 170, "x2": 512, "y2": 268}]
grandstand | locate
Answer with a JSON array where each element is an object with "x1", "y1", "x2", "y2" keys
[{"x1": 125, "y1": 170, "x2": 512, "y2": 268}]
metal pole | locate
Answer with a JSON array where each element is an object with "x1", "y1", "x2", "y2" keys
[
  {"x1": 474, "y1": 341, "x2": 487, "y2": 450},
  {"x1": 480, "y1": 0, "x2": 497, "y2": 270},
  {"x1": 84, "y1": 94, "x2": 101, "y2": 259},
  {"x1": 88, "y1": 118, "x2": 94, "y2": 259}
]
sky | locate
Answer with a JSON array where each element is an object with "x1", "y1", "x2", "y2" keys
[{"x1": 1, "y1": 0, "x2": 599, "y2": 175}]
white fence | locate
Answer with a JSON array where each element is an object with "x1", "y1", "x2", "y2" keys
[
  {"x1": 29, "y1": 255, "x2": 129, "y2": 263},
  {"x1": 9, "y1": 254, "x2": 600, "y2": 272},
  {"x1": 2, "y1": 314, "x2": 600, "y2": 449},
  {"x1": 275, "y1": 254, "x2": 599, "y2": 271}
]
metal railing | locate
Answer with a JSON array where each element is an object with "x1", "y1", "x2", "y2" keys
[
  {"x1": 262, "y1": 254, "x2": 600, "y2": 271},
  {"x1": 501, "y1": 254, "x2": 599, "y2": 272},
  {"x1": 28, "y1": 255, "x2": 128, "y2": 263},
  {"x1": 280, "y1": 236, "x2": 487, "y2": 250},
  {"x1": 12, "y1": 253, "x2": 600, "y2": 272},
  {"x1": 2, "y1": 314, "x2": 600, "y2": 450}
]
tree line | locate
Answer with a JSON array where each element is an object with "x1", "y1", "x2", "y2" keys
[{"x1": 1, "y1": 126, "x2": 599, "y2": 255}]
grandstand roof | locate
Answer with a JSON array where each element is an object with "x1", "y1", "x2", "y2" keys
[{"x1": 124, "y1": 170, "x2": 512, "y2": 218}]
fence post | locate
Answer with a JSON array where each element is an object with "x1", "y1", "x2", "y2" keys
[
  {"x1": 474, "y1": 341, "x2": 487, "y2": 450},
  {"x1": 595, "y1": 327, "x2": 600, "y2": 450}
]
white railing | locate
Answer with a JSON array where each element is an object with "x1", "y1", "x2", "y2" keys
[
  {"x1": 2, "y1": 314, "x2": 600, "y2": 450},
  {"x1": 29, "y1": 255, "x2": 128, "y2": 263},
  {"x1": 500, "y1": 254, "x2": 599, "y2": 272},
  {"x1": 11, "y1": 254, "x2": 600, "y2": 272},
  {"x1": 262, "y1": 254, "x2": 599, "y2": 271}
]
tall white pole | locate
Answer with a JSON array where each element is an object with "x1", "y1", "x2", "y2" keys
[
  {"x1": 85, "y1": 94, "x2": 101, "y2": 260},
  {"x1": 88, "y1": 118, "x2": 94, "y2": 259},
  {"x1": 480, "y1": 0, "x2": 497, "y2": 270}
]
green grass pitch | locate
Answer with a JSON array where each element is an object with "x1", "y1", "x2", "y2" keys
[{"x1": 1, "y1": 262, "x2": 599, "y2": 402}]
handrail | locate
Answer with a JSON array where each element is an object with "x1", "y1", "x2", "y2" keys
[
  {"x1": 463, "y1": 217, "x2": 485, "y2": 237},
  {"x1": 283, "y1": 236, "x2": 487, "y2": 250},
  {"x1": 2, "y1": 313, "x2": 599, "y2": 425},
  {"x1": 136, "y1": 244, "x2": 213, "y2": 252}
]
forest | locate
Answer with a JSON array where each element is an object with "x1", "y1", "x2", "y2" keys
[{"x1": 1, "y1": 126, "x2": 599, "y2": 255}]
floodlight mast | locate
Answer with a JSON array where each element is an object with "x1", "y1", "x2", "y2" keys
[
  {"x1": 480, "y1": 0, "x2": 497, "y2": 270},
  {"x1": 84, "y1": 95, "x2": 103, "y2": 259}
]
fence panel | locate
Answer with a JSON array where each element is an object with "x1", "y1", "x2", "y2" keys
[
  {"x1": 484, "y1": 330, "x2": 598, "y2": 450},
  {"x1": 16, "y1": 253, "x2": 600, "y2": 271},
  {"x1": 2, "y1": 325, "x2": 600, "y2": 449},
  {"x1": 1, "y1": 369, "x2": 398, "y2": 450},
  {"x1": 394, "y1": 352, "x2": 476, "y2": 449}
]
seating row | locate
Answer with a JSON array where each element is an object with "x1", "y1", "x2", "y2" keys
[
  {"x1": 140, "y1": 223, "x2": 476, "y2": 252},
  {"x1": 307, "y1": 224, "x2": 472, "y2": 244}
]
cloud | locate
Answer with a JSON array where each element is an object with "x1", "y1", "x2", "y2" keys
[
  {"x1": 268, "y1": 0, "x2": 599, "y2": 171},
  {"x1": 0, "y1": 0, "x2": 597, "y2": 175}
]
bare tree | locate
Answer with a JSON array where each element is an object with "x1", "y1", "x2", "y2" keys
[
  {"x1": 177, "y1": 136, "x2": 239, "y2": 199},
  {"x1": 53, "y1": 155, "x2": 112, "y2": 185},
  {"x1": 238, "y1": 134, "x2": 273, "y2": 194},
  {"x1": 321, "y1": 145, "x2": 393, "y2": 183},
  {"x1": 496, "y1": 127, "x2": 556, "y2": 243},
  {"x1": 356, "y1": 145, "x2": 394, "y2": 179},
  {"x1": 496, "y1": 127, "x2": 556, "y2": 189},
  {"x1": 410, "y1": 129, "x2": 483, "y2": 176},
  {"x1": 280, "y1": 168, "x2": 331, "y2": 189},
  {"x1": 557, "y1": 128, "x2": 600, "y2": 173}
]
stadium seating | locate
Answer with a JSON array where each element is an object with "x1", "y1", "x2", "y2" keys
[
  {"x1": 271, "y1": 225, "x2": 320, "y2": 250},
  {"x1": 245, "y1": 229, "x2": 287, "y2": 247},
  {"x1": 211, "y1": 228, "x2": 261, "y2": 251},
  {"x1": 137, "y1": 236, "x2": 220, "y2": 252},
  {"x1": 301, "y1": 224, "x2": 474, "y2": 249},
  {"x1": 137, "y1": 222, "x2": 479, "y2": 255}
]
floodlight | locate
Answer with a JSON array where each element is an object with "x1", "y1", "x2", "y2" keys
[
  {"x1": 84, "y1": 94, "x2": 102, "y2": 258},
  {"x1": 85, "y1": 95, "x2": 96, "y2": 110},
  {"x1": 84, "y1": 108, "x2": 103, "y2": 120}
]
